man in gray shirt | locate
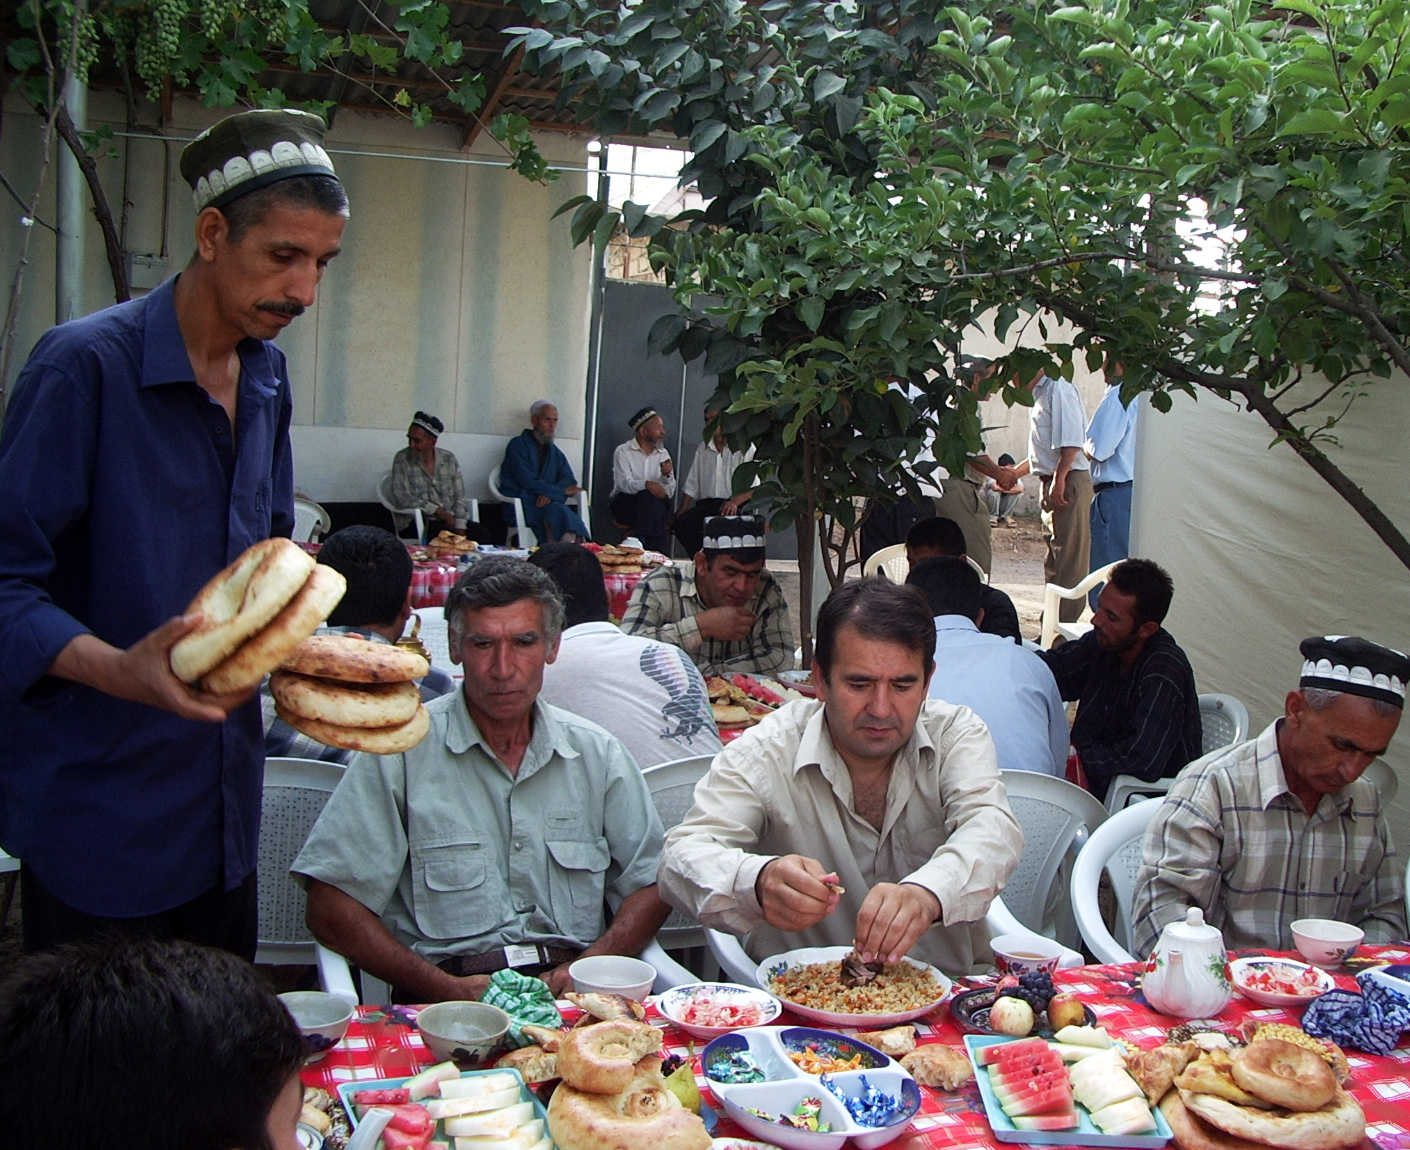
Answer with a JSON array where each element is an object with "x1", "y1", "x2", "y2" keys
[{"x1": 294, "y1": 558, "x2": 668, "y2": 1001}]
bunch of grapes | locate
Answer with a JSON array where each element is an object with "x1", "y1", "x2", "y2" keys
[
  {"x1": 53, "y1": 4, "x2": 101, "y2": 83},
  {"x1": 998, "y1": 970, "x2": 1056, "y2": 1013},
  {"x1": 134, "y1": 0, "x2": 188, "y2": 99},
  {"x1": 197, "y1": 0, "x2": 232, "y2": 40}
]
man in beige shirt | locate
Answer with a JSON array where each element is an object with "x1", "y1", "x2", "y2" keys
[{"x1": 658, "y1": 579, "x2": 1023, "y2": 977}]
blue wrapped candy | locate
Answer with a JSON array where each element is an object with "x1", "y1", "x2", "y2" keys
[
  {"x1": 820, "y1": 1074, "x2": 909, "y2": 1128},
  {"x1": 1302, "y1": 971, "x2": 1410, "y2": 1056}
]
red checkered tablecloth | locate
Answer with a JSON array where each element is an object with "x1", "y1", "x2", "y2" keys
[{"x1": 302, "y1": 948, "x2": 1410, "y2": 1149}]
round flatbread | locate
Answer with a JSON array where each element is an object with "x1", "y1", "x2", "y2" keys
[
  {"x1": 275, "y1": 702, "x2": 430, "y2": 754},
  {"x1": 281, "y1": 634, "x2": 429, "y2": 683},
  {"x1": 711, "y1": 703, "x2": 752, "y2": 726},
  {"x1": 171, "y1": 538, "x2": 315, "y2": 681},
  {"x1": 270, "y1": 670, "x2": 420, "y2": 728},
  {"x1": 1232, "y1": 1039, "x2": 1336, "y2": 1112},
  {"x1": 1160, "y1": 1092, "x2": 1268, "y2": 1150},
  {"x1": 1179, "y1": 1087, "x2": 1365, "y2": 1150},
  {"x1": 199, "y1": 565, "x2": 347, "y2": 694}
]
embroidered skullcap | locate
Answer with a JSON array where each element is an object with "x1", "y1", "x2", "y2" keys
[
  {"x1": 1299, "y1": 635, "x2": 1410, "y2": 708},
  {"x1": 411, "y1": 411, "x2": 444, "y2": 436},
  {"x1": 703, "y1": 515, "x2": 766, "y2": 552},
  {"x1": 628, "y1": 406, "x2": 660, "y2": 431},
  {"x1": 180, "y1": 109, "x2": 339, "y2": 214},
  {"x1": 530, "y1": 399, "x2": 556, "y2": 416}
]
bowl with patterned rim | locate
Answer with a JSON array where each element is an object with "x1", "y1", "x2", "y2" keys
[
  {"x1": 1229, "y1": 957, "x2": 1336, "y2": 1007},
  {"x1": 657, "y1": 982, "x2": 783, "y2": 1038},
  {"x1": 755, "y1": 947, "x2": 951, "y2": 1027}
]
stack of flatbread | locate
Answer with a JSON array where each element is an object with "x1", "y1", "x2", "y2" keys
[
  {"x1": 426, "y1": 530, "x2": 477, "y2": 558},
  {"x1": 1126, "y1": 1028, "x2": 1364, "y2": 1150},
  {"x1": 596, "y1": 543, "x2": 645, "y2": 575},
  {"x1": 706, "y1": 675, "x2": 774, "y2": 730},
  {"x1": 270, "y1": 634, "x2": 432, "y2": 753}
]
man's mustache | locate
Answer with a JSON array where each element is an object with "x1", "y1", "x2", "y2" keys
[{"x1": 258, "y1": 301, "x2": 305, "y2": 318}]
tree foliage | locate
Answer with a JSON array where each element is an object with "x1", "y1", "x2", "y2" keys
[{"x1": 517, "y1": 0, "x2": 1410, "y2": 585}]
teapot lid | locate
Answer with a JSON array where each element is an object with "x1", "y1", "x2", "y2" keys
[{"x1": 1165, "y1": 906, "x2": 1223, "y2": 941}]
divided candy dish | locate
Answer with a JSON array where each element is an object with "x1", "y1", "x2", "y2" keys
[{"x1": 702, "y1": 1026, "x2": 921, "y2": 1150}]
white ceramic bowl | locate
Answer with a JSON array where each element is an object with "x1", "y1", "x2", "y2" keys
[
  {"x1": 1291, "y1": 919, "x2": 1364, "y2": 967},
  {"x1": 755, "y1": 946, "x2": 951, "y2": 1027},
  {"x1": 278, "y1": 991, "x2": 354, "y2": 1062},
  {"x1": 656, "y1": 982, "x2": 782, "y2": 1039},
  {"x1": 569, "y1": 954, "x2": 657, "y2": 1000},
  {"x1": 1229, "y1": 957, "x2": 1336, "y2": 1007},
  {"x1": 416, "y1": 1000, "x2": 511, "y2": 1065}
]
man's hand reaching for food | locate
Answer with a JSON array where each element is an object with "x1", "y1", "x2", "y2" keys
[
  {"x1": 756, "y1": 855, "x2": 843, "y2": 932},
  {"x1": 853, "y1": 882, "x2": 940, "y2": 964}
]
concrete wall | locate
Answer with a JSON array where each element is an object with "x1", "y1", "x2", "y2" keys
[{"x1": 0, "y1": 91, "x2": 596, "y2": 497}]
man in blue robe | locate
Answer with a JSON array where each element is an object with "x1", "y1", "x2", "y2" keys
[{"x1": 499, "y1": 400, "x2": 591, "y2": 543}]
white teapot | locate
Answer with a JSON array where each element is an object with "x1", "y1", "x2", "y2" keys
[{"x1": 1141, "y1": 907, "x2": 1233, "y2": 1018}]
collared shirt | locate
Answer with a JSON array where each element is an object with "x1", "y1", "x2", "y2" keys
[
  {"x1": 0, "y1": 274, "x2": 294, "y2": 915},
  {"x1": 658, "y1": 698, "x2": 1023, "y2": 976},
  {"x1": 1085, "y1": 385, "x2": 1139, "y2": 486},
  {"x1": 929, "y1": 616, "x2": 1068, "y2": 776},
  {"x1": 391, "y1": 446, "x2": 468, "y2": 528},
  {"x1": 682, "y1": 441, "x2": 757, "y2": 502},
  {"x1": 262, "y1": 626, "x2": 454, "y2": 764},
  {"x1": 612, "y1": 438, "x2": 676, "y2": 498},
  {"x1": 292, "y1": 691, "x2": 664, "y2": 959},
  {"x1": 1041, "y1": 629, "x2": 1203, "y2": 802},
  {"x1": 620, "y1": 563, "x2": 796, "y2": 676},
  {"x1": 539, "y1": 621, "x2": 722, "y2": 768},
  {"x1": 1132, "y1": 721, "x2": 1407, "y2": 955},
  {"x1": 1028, "y1": 375, "x2": 1091, "y2": 476}
]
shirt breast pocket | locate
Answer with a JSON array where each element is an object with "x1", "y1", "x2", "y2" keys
[
  {"x1": 546, "y1": 838, "x2": 611, "y2": 943},
  {"x1": 410, "y1": 842, "x2": 498, "y2": 942}
]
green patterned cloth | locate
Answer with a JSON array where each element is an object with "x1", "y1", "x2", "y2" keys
[{"x1": 482, "y1": 969, "x2": 564, "y2": 1048}]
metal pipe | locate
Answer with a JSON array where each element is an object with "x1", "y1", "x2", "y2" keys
[{"x1": 55, "y1": 76, "x2": 88, "y2": 323}]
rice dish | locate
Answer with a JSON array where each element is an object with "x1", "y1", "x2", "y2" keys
[{"x1": 768, "y1": 959, "x2": 942, "y2": 1014}]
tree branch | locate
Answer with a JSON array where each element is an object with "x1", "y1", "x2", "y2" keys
[{"x1": 55, "y1": 104, "x2": 130, "y2": 304}]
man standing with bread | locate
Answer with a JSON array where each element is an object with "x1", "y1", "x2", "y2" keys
[{"x1": 0, "y1": 108, "x2": 347, "y2": 956}]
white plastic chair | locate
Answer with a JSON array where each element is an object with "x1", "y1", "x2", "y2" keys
[
  {"x1": 257, "y1": 757, "x2": 359, "y2": 1005},
  {"x1": 377, "y1": 471, "x2": 425, "y2": 542},
  {"x1": 293, "y1": 497, "x2": 332, "y2": 543},
  {"x1": 1363, "y1": 758, "x2": 1398, "y2": 807},
  {"x1": 643, "y1": 756, "x2": 717, "y2": 971},
  {"x1": 1040, "y1": 561, "x2": 1117, "y2": 649},
  {"x1": 999, "y1": 771, "x2": 1108, "y2": 949},
  {"x1": 863, "y1": 545, "x2": 987, "y2": 584},
  {"x1": 1103, "y1": 774, "x2": 1175, "y2": 814},
  {"x1": 1070, "y1": 797, "x2": 1164, "y2": 965},
  {"x1": 1198, "y1": 693, "x2": 1249, "y2": 755},
  {"x1": 489, "y1": 464, "x2": 587, "y2": 549}
]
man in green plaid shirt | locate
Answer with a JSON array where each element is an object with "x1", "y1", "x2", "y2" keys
[{"x1": 621, "y1": 515, "x2": 795, "y2": 677}]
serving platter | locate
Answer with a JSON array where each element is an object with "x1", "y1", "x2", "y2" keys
[
  {"x1": 755, "y1": 946, "x2": 952, "y2": 1027},
  {"x1": 335, "y1": 1066, "x2": 545, "y2": 1133},
  {"x1": 702, "y1": 1026, "x2": 921, "y2": 1150},
  {"x1": 949, "y1": 987, "x2": 1098, "y2": 1037},
  {"x1": 964, "y1": 1036, "x2": 1172, "y2": 1148}
]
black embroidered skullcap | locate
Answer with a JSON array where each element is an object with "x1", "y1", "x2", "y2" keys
[
  {"x1": 1300, "y1": 635, "x2": 1410, "y2": 708},
  {"x1": 628, "y1": 406, "x2": 660, "y2": 431},
  {"x1": 180, "y1": 109, "x2": 338, "y2": 213},
  {"x1": 703, "y1": 515, "x2": 766, "y2": 553},
  {"x1": 411, "y1": 411, "x2": 444, "y2": 436}
]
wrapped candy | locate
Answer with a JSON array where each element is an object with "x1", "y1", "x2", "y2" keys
[
  {"x1": 821, "y1": 1075, "x2": 910, "y2": 1128},
  {"x1": 747, "y1": 1097, "x2": 832, "y2": 1132},
  {"x1": 713, "y1": 1050, "x2": 767, "y2": 1084}
]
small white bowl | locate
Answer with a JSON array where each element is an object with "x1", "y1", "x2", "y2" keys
[
  {"x1": 569, "y1": 955, "x2": 657, "y2": 1000},
  {"x1": 1229, "y1": 957, "x2": 1336, "y2": 1007},
  {"x1": 416, "y1": 1000, "x2": 512, "y2": 1065},
  {"x1": 656, "y1": 982, "x2": 782, "y2": 1039},
  {"x1": 278, "y1": 991, "x2": 354, "y2": 1063},
  {"x1": 1290, "y1": 919, "x2": 1364, "y2": 968},
  {"x1": 989, "y1": 934, "x2": 1066, "y2": 976}
]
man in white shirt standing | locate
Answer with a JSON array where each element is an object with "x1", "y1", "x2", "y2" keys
[
  {"x1": 907, "y1": 557, "x2": 1068, "y2": 776},
  {"x1": 672, "y1": 407, "x2": 757, "y2": 557},
  {"x1": 1084, "y1": 361, "x2": 1139, "y2": 609},
  {"x1": 1007, "y1": 370, "x2": 1092, "y2": 623},
  {"x1": 610, "y1": 407, "x2": 675, "y2": 553}
]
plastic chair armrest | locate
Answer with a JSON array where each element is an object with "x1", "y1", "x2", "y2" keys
[
  {"x1": 317, "y1": 943, "x2": 361, "y2": 1006},
  {"x1": 640, "y1": 938, "x2": 696, "y2": 993},
  {"x1": 706, "y1": 928, "x2": 761, "y2": 986}
]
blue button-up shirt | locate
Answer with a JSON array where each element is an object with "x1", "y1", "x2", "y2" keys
[
  {"x1": 1085, "y1": 385, "x2": 1139, "y2": 486},
  {"x1": 0, "y1": 275, "x2": 294, "y2": 916}
]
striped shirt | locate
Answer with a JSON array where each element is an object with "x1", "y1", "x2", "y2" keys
[
  {"x1": 1132, "y1": 720, "x2": 1406, "y2": 956},
  {"x1": 619, "y1": 563, "x2": 795, "y2": 677},
  {"x1": 390, "y1": 446, "x2": 469, "y2": 529}
]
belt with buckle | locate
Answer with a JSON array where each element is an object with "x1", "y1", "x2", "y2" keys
[
  {"x1": 1092, "y1": 480, "x2": 1132, "y2": 493},
  {"x1": 437, "y1": 944, "x2": 581, "y2": 978}
]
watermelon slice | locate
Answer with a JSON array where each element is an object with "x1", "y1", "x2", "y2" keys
[
  {"x1": 404, "y1": 1060, "x2": 459, "y2": 1101},
  {"x1": 976, "y1": 1037, "x2": 1050, "y2": 1066},
  {"x1": 381, "y1": 1125, "x2": 432, "y2": 1150},
  {"x1": 990, "y1": 1074, "x2": 1069, "y2": 1108},
  {"x1": 386, "y1": 1105, "x2": 433, "y2": 1135},
  {"x1": 999, "y1": 1082, "x2": 1074, "y2": 1117},
  {"x1": 991, "y1": 1053, "x2": 1064, "y2": 1081},
  {"x1": 991, "y1": 1067, "x2": 1067, "y2": 1093},
  {"x1": 353, "y1": 1088, "x2": 412, "y2": 1108},
  {"x1": 1011, "y1": 1113, "x2": 1081, "y2": 1131}
]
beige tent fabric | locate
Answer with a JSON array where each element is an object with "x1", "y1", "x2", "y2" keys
[{"x1": 1130, "y1": 376, "x2": 1410, "y2": 847}]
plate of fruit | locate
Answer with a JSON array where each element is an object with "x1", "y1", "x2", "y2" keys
[{"x1": 950, "y1": 972, "x2": 1095, "y2": 1038}]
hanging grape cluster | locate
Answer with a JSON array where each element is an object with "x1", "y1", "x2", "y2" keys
[
  {"x1": 53, "y1": 2, "x2": 101, "y2": 83},
  {"x1": 134, "y1": 0, "x2": 189, "y2": 99},
  {"x1": 197, "y1": 0, "x2": 233, "y2": 40}
]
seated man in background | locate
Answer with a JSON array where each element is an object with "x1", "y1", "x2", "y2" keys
[
  {"x1": 1133, "y1": 636, "x2": 1409, "y2": 953},
  {"x1": 658, "y1": 578, "x2": 1022, "y2": 977},
  {"x1": 908, "y1": 557, "x2": 1068, "y2": 776},
  {"x1": 1038, "y1": 558, "x2": 1201, "y2": 803},
  {"x1": 530, "y1": 542, "x2": 722, "y2": 768},
  {"x1": 984, "y1": 453, "x2": 1024, "y2": 525},
  {"x1": 610, "y1": 407, "x2": 675, "y2": 553},
  {"x1": 622, "y1": 515, "x2": 795, "y2": 677},
  {"x1": 905, "y1": 516, "x2": 1021, "y2": 642},
  {"x1": 294, "y1": 558, "x2": 669, "y2": 1001},
  {"x1": 499, "y1": 400, "x2": 590, "y2": 544},
  {"x1": 672, "y1": 406, "x2": 756, "y2": 558},
  {"x1": 263, "y1": 525, "x2": 452, "y2": 764}
]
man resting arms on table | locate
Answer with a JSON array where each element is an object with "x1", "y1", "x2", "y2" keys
[
  {"x1": 658, "y1": 578, "x2": 1023, "y2": 977},
  {"x1": 293, "y1": 557, "x2": 669, "y2": 1001}
]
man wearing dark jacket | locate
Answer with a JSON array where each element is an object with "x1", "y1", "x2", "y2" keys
[
  {"x1": 1039, "y1": 558, "x2": 1202, "y2": 802},
  {"x1": 499, "y1": 400, "x2": 590, "y2": 543}
]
